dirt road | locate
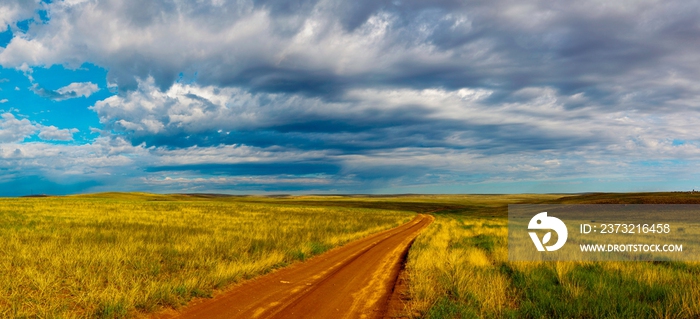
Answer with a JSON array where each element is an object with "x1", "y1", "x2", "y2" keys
[{"x1": 165, "y1": 214, "x2": 433, "y2": 319}]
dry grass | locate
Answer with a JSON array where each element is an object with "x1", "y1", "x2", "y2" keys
[
  {"x1": 406, "y1": 216, "x2": 516, "y2": 318},
  {"x1": 0, "y1": 194, "x2": 413, "y2": 318},
  {"x1": 5, "y1": 192, "x2": 699, "y2": 318},
  {"x1": 403, "y1": 193, "x2": 700, "y2": 318}
]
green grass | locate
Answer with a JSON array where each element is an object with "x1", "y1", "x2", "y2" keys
[{"x1": 403, "y1": 193, "x2": 700, "y2": 319}]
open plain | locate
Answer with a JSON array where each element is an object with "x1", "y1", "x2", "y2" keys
[{"x1": 2, "y1": 193, "x2": 700, "y2": 318}]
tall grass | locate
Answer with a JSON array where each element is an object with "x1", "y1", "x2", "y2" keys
[
  {"x1": 0, "y1": 195, "x2": 413, "y2": 318},
  {"x1": 406, "y1": 213, "x2": 700, "y2": 318},
  {"x1": 5, "y1": 192, "x2": 696, "y2": 318}
]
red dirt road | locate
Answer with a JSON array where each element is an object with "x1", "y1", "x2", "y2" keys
[{"x1": 165, "y1": 214, "x2": 433, "y2": 319}]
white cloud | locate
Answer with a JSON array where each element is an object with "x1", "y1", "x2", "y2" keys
[
  {"x1": 56, "y1": 82, "x2": 99, "y2": 98},
  {"x1": 2, "y1": 0, "x2": 700, "y2": 193},
  {"x1": 91, "y1": 77, "x2": 338, "y2": 135},
  {"x1": 0, "y1": 113, "x2": 80, "y2": 143},
  {"x1": 0, "y1": 136, "x2": 142, "y2": 186},
  {"x1": 0, "y1": 113, "x2": 37, "y2": 142},
  {"x1": 0, "y1": 0, "x2": 458, "y2": 91},
  {"x1": 0, "y1": 0, "x2": 41, "y2": 32},
  {"x1": 38, "y1": 126, "x2": 79, "y2": 141},
  {"x1": 91, "y1": 78, "x2": 700, "y2": 159},
  {"x1": 86, "y1": 77, "x2": 700, "y2": 191},
  {"x1": 153, "y1": 144, "x2": 330, "y2": 167},
  {"x1": 31, "y1": 82, "x2": 99, "y2": 101},
  {"x1": 0, "y1": 99, "x2": 8, "y2": 103}
]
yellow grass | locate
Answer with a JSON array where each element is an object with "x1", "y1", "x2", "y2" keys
[
  {"x1": 403, "y1": 194, "x2": 700, "y2": 318},
  {"x1": 406, "y1": 216, "x2": 516, "y2": 318},
  {"x1": 5, "y1": 192, "x2": 699, "y2": 318},
  {"x1": 0, "y1": 194, "x2": 413, "y2": 318}
]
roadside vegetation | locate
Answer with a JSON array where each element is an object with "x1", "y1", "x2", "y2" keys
[
  {"x1": 0, "y1": 193, "x2": 412, "y2": 318},
  {"x1": 403, "y1": 193, "x2": 700, "y2": 318}
]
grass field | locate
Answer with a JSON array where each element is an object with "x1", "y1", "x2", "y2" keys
[
  {"x1": 0, "y1": 193, "x2": 413, "y2": 318},
  {"x1": 3, "y1": 192, "x2": 700, "y2": 318},
  {"x1": 403, "y1": 193, "x2": 700, "y2": 318}
]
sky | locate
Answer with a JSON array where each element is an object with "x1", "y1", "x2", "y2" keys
[{"x1": 1, "y1": 0, "x2": 700, "y2": 195}]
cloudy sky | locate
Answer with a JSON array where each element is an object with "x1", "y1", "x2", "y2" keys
[{"x1": 1, "y1": 0, "x2": 700, "y2": 195}]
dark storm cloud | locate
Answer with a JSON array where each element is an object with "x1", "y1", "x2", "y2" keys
[
  {"x1": 4, "y1": 0, "x2": 700, "y2": 193},
  {"x1": 9, "y1": 0, "x2": 697, "y2": 107},
  {"x1": 125, "y1": 116, "x2": 605, "y2": 158},
  {"x1": 126, "y1": 121, "x2": 449, "y2": 152},
  {"x1": 222, "y1": 67, "x2": 347, "y2": 97},
  {"x1": 69, "y1": 0, "x2": 700, "y2": 163},
  {"x1": 91, "y1": 76, "x2": 617, "y2": 165},
  {"x1": 205, "y1": 0, "x2": 697, "y2": 118},
  {"x1": 252, "y1": 0, "x2": 319, "y2": 17},
  {"x1": 146, "y1": 162, "x2": 340, "y2": 176}
]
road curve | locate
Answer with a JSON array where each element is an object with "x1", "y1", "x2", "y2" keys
[{"x1": 163, "y1": 214, "x2": 433, "y2": 319}]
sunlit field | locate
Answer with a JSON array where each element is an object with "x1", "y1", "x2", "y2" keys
[
  {"x1": 404, "y1": 193, "x2": 700, "y2": 318},
  {"x1": 0, "y1": 193, "x2": 413, "y2": 318},
  {"x1": 3, "y1": 192, "x2": 700, "y2": 318}
]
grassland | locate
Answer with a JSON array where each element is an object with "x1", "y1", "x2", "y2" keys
[
  {"x1": 4, "y1": 192, "x2": 700, "y2": 318},
  {"x1": 403, "y1": 193, "x2": 700, "y2": 318},
  {"x1": 220, "y1": 192, "x2": 700, "y2": 318},
  {"x1": 0, "y1": 193, "x2": 413, "y2": 318}
]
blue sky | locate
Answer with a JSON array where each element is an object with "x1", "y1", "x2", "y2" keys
[{"x1": 1, "y1": 0, "x2": 700, "y2": 195}]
